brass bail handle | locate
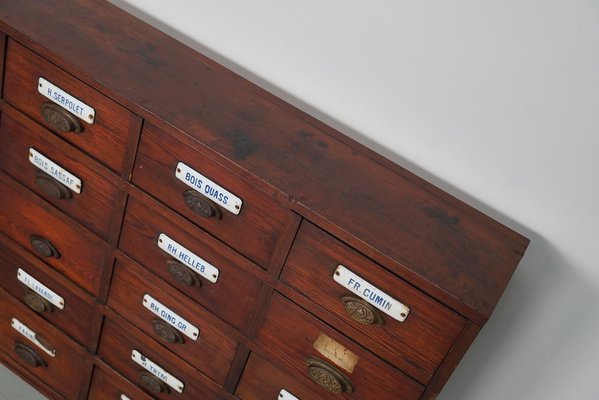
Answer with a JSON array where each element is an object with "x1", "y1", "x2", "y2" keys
[
  {"x1": 151, "y1": 318, "x2": 184, "y2": 344},
  {"x1": 182, "y1": 190, "x2": 222, "y2": 219},
  {"x1": 24, "y1": 290, "x2": 53, "y2": 313},
  {"x1": 166, "y1": 260, "x2": 201, "y2": 288},
  {"x1": 34, "y1": 170, "x2": 72, "y2": 200},
  {"x1": 29, "y1": 235, "x2": 61, "y2": 259},
  {"x1": 14, "y1": 342, "x2": 46, "y2": 368},
  {"x1": 139, "y1": 370, "x2": 169, "y2": 394},
  {"x1": 40, "y1": 102, "x2": 83, "y2": 133},
  {"x1": 341, "y1": 296, "x2": 385, "y2": 326},
  {"x1": 306, "y1": 357, "x2": 354, "y2": 394}
]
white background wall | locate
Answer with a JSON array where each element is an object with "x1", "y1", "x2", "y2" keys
[{"x1": 109, "y1": 1, "x2": 599, "y2": 398}]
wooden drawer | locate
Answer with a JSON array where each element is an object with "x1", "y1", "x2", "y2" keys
[
  {"x1": 0, "y1": 172, "x2": 110, "y2": 296},
  {"x1": 236, "y1": 353, "x2": 325, "y2": 400},
  {"x1": 0, "y1": 104, "x2": 123, "y2": 240},
  {"x1": 3, "y1": 39, "x2": 139, "y2": 172},
  {"x1": 132, "y1": 122, "x2": 299, "y2": 269},
  {"x1": 281, "y1": 222, "x2": 466, "y2": 383},
  {"x1": 118, "y1": 190, "x2": 262, "y2": 330},
  {"x1": 0, "y1": 287, "x2": 90, "y2": 400},
  {"x1": 98, "y1": 315, "x2": 228, "y2": 399},
  {"x1": 107, "y1": 255, "x2": 239, "y2": 385},
  {"x1": 89, "y1": 363, "x2": 155, "y2": 400},
  {"x1": 0, "y1": 235, "x2": 97, "y2": 350},
  {"x1": 254, "y1": 293, "x2": 424, "y2": 400}
]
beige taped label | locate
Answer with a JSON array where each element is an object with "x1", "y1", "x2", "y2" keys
[{"x1": 312, "y1": 333, "x2": 360, "y2": 373}]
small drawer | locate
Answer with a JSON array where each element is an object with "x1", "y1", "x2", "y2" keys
[
  {"x1": 89, "y1": 363, "x2": 155, "y2": 400},
  {"x1": 118, "y1": 190, "x2": 262, "y2": 330},
  {"x1": 98, "y1": 315, "x2": 227, "y2": 399},
  {"x1": 236, "y1": 353, "x2": 325, "y2": 400},
  {"x1": 0, "y1": 173, "x2": 110, "y2": 296},
  {"x1": 132, "y1": 122, "x2": 299, "y2": 269},
  {"x1": 107, "y1": 255, "x2": 239, "y2": 385},
  {"x1": 0, "y1": 105, "x2": 123, "y2": 239},
  {"x1": 254, "y1": 293, "x2": 423, "y2": 400},
  {"x1": 281, "y1": 222, "x2": 466, "y2": 383},
  {"x1": 3, "y1": 39, "x2": 139, "y2": 172},
  {"x1": 0, "y1": 235, "x2": 97, "y2": 350},
  {"x1": 0, "y1": 287, "x2": 90, "y2": 400}
]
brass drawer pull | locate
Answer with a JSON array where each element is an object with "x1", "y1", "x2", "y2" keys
[
  {"x1": 341, "y1": 296, "x2": 385, "y2": 326},
  {"x1": 182, "y1": 190, "x2": 222, "y2": 219},
  {"x1": 14, "y1": 342, "x2": 46, "y2": 368},
  {"x1": 23, "y1": 290, "x2": 53, "y2": 313},
  {"x1": 139, "y1": 370, "x2": 169, "y2": 394},
  {"x1": 151, "y1": 318, "x2": 184, "y2": 344},
  {"x1": 29, "y1": 235, "x2": 61, "y2": 259},
  {"x1": 34, "y1": 170, "x2": 72, "y2": 200},
  {"x1": 306, "y1": 357, "x2": 354, "y2": 394},
  {"x1": 40, "y1": 102, "x2": 82, "y2": 133},
  {"x1": 167, "y1": 260, "x2": 201, "y2": 287}
]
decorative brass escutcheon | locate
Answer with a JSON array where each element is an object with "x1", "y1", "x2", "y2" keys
[
  {"x1": 23, "y1": 290, "x2": 52, "y2": 313},
  {"x1": 40, "y1": 102, "x2": 82, "y2": 133},
  {"x1": 34, "y1": 170, "x2": 72, "y2": 200},
  {"x1": 306, "y1": 357, "x2": 354, "y2": 394},
  {"x1": 341, "y1": 296, "x2": 385, "y2": 326},
  {"x1": 29, "y1": 235, "x2": 61, "y2": 259},
  {"x1": 182, "y1": 190, "x2": 222, "y2": 219},
  {"x1": 14, "y1": 342, "x2": 46, "y2": 368},
  {"x1": 151, "y1": 318, "x2": 184, "y2": 344},
  {"x1": 139, "y1": 370, "x2": 169, "y2": 394},
  {"x1": 167, "y1": 260, "x2": 200, "y2": 287}
]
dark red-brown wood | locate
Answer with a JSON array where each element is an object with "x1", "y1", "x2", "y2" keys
[
  {"x1": 0, "y1": 0, "x2": 529, "y2": 323},
  {"x1": 88, "y1": 362, "x2": 155, "y2": 400}
]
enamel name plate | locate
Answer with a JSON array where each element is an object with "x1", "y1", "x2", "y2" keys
[
  {"x1": 333, "y1": 265, "x2": 410, "y2": 322},
  {"x1": 279, "y1": 389, "x2": 300, "y2": 400},
  {"x1": 120, "y1": 395, "x2": 131, "y2": 400},
  {"x1": 38, "y1": 77, "x2": 95, "y2": 124},
  {"x1": 131, "y1": 350, "x2": 184, "y2": 394},
  {"x1": 157, "y1": 233, "x2": 219, "y2": 283},
  {"x1": 142, "y1": 294, "x2": 199, "y2": 340},
  {"x1": 29, "y1": 148, "x2": 82, "y2": 193},
  {"x1": 11, "y1": 318, "x2": 56, "y2": 357},
  {"x1": 175, "y1": 162, "x2": 242, "y2": 215},
  {"x1": 17, "y1": 268, "x2": 65, "y2": 310}
]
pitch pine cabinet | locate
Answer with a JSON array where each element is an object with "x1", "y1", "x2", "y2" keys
[{"x1": 0, "y1": 1, "x2": 529, "y2": 399}]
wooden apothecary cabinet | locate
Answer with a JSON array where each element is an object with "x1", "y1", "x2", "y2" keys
[{"x1": 0, "y1": 1, "x2": 528, "y2": 399}]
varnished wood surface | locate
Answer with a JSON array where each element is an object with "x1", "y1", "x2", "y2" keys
[
  {"x1": 0, "y1": 0, "x2": 529, "y2": 322},
  {"x1": 88, "y1": 362, "x2": 155, "y2": 400}
]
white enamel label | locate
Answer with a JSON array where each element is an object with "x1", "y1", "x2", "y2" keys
[
  {"x1": 11, "y1": 318, "x2": 56, "y2": 357},
  {"x1": 119, "y1": 395, "x2": 131, "y2": 400},
  {"x1": 279, "y1": 389, "x2": 300, "y2": 400},
  {"x1": 333, "y1": 265, "x2": 410, "y2": 322},
  {"x1": 17, "y1": 268, "x2": 65, "y2": 310},
  {"x1": 157, "y1": 233, "x2": 219, "y2": 283},
  {"x1": 28, "y1": 148, "x2": 82, "y2": 193},
  {"x1": 142, "y1": 294, "x2": 199, "y2": 340},
  {"x1": 131, "y1": 350, "x2": 184, "y2": 394},
  {"x1": 38, "y1": 77, "x2": 95, "y2": 124},
  {"x1": 175, "y1": 162, "x2": 242, "y2": 215}
]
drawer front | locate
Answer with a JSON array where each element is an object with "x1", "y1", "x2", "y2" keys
[
  {"x1": 98, "y1": 316, "x2": 226, "y2": 400},
  {"x1": 236, "y1": 353, "x2": 325, "y2": 400},
  {"x1": 89, "y1": 364, "x2": 155, "y2": 400},
  {"x1": 0, "y1": 236, "x2": 96, "y2": 349},
  {"x1": 118, "y1": 190, "x2": 262, "y2": 330},
  {"x1": 0, "y1": 173, "x2": 110, "y2": 296},
  {"x1": 132, "y1": 122, "x2": 299, "y2": 269},
  {"x1": 107, "y1": 256, "x2": 238, "y2": 385},
  {"x1": 281, "y1": 222, "x2": 466, "y2": 383},
  {"x1": 3, "y1": 39, "x2": 137, "y2": 172},
  {"x1": 0, "y1": 105, "x2": 123, "y2": 239},
  {"x1": 0, "y1": 287, "x2": 89, "y2": 400},
  {"x1": 254, "y1": 293, "x2": 423, "y2": 400}
]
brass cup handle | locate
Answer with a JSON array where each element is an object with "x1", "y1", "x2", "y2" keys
[
  {"x1": 29, "y1": 235, "x2": 61, "y2": 259},
  {"x1": 24, "y1": 290, "x2": 53, "y2": 313},
  {"x1": 306, "y1": 357, "x2": 354, "y2": 394},
  {"x1": 182, "y1": 190, "x2": 222, "y2": 219},
  {"x1": 34, "y1": 170, "x2": 72, "y2": 200},
  {"x1": 40, "y1": 102, "x2": 82, "y2": 133},
  {"x1": 151, "y1": 318, "x2": 184, "y2": 344},
  {"x1": 139, "y1": 370, "x2": 169, "y2": 394},
  {"x1": 167, "y1": 260, "x2": 201, "y2": 288},
  {"x1": 14, "y1": 342, "x2": 46, "y2": 368},
  {"x1": 341, "y1": 296, "x2": 385, "y2": 326}
]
